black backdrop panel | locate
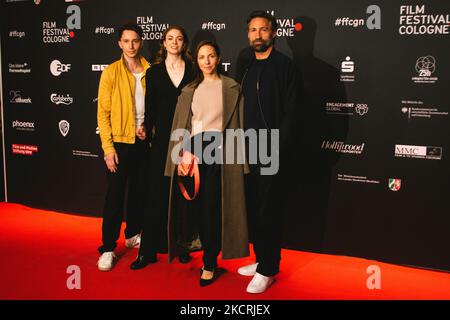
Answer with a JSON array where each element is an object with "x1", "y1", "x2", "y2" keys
[{"x1": 1, "y1": 0, "x2": 449, "y2": 271}]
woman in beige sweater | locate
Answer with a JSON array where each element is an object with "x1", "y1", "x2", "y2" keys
[{"x1": 165, "y1": 41, "x2": 249, "y2": 287}]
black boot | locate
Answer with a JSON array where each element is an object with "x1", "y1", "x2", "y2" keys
[
  {"x1": 178, "y1": 251, "x2": 192, "y2": 264},
  {"x1": 130, "y1": 254, "x2": 157, "y2": 270}
]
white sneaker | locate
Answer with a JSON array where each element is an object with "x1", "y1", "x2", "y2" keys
[
  {"x1": 97, "y1": 251, "x2": 117, "y2": 271},
  {"x1": 125, "y1": 233, "x2": 141, "y2": 248},
  {"x1": 246, "y1": 272, "x2": 275, "y2": 294},
  {"x1": 237, "y1": 262, "x2": 259, "y2": 276}
]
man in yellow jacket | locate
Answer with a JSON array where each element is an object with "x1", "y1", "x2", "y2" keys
[{"x1": 97, "y1": 22, "x2": 150, "y2": 271}]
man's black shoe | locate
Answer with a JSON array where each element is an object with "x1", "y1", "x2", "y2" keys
[
  {"x1": 178, "y1": 252, "x2": 192, "y2": 264},
  {"x1": 130, "y1": 254, "x2": 157, "y2": 270}
]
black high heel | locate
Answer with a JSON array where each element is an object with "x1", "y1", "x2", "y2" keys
[{"x1": 200, "y1": 268, "x2": 216, "y2": 287}]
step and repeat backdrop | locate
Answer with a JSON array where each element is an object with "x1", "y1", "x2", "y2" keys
[{"x1": 1, "y1": 0, "x2": 449, "y2": 271}]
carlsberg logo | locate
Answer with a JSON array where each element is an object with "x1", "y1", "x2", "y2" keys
[{"x1": 51, "y1": 94, "x2": 73, "y2": 105}]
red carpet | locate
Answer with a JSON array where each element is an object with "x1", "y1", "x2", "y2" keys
[{"x1": 0, "y1": 202, "x2": 449, "y2": 300}]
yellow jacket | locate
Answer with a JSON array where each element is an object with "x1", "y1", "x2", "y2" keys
[{"x1": 97, "y1": 55, "x2": 150, "y2": 156}]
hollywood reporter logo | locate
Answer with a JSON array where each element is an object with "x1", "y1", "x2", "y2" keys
[
  {"x1": 321, "y1": 140, "x2": 365, "y2": 154},
  {"x1": 50, "y1": 60, "x2": 71, "y2": 76}
]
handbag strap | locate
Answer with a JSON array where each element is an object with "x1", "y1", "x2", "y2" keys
[{"x1": 177, "y1": 160, "x2": 200, "y2": 201}]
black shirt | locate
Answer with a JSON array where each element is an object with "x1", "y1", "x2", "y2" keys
[{"x1": 242, "y1": 58, "x2": 270, "y2": 131}]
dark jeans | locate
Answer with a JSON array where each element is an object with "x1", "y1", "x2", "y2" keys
[
  {"x1": 245, "y1": 169, "x2": 283, "y2": 277},
  {"x1": 98, "y1": 140, "x2": 147, "y2": 254}
]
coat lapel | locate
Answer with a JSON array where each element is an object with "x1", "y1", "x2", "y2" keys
[
  {"x1": 222, "y1": 76, "x2": 239, "y2": 130},
  {"x1": 178, "y1": 84, "x2": 195, "y2": 130}
]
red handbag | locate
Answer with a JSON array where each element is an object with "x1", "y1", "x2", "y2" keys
[{"x1": 177, "y1": 150, "x2": 200, "y2": 200}]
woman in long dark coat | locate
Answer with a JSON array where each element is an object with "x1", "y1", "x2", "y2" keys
[
  {"x1": 164, "y1": 41, "x2": 250, "y2": 286},
  {"x1": 130, "y1": 26, "x2": 194, "y2": 269}
]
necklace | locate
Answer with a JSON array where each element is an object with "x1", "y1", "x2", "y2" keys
[{"x1": 166, "y1": 59, "x2": 183, "y2": 70}]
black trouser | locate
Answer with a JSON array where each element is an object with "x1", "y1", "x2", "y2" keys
[
  {"x1": 138, "y1": 174, "x2": 170, "y2": 258},
  {"x1": 187, "y1": 133, "x2": 222, "y2": 271},
  {"x1": 245, "y1": 168, "x2": 283, "y2": 277},
  {"x1": 98, "y1": 140, "x2": 147, "y2": 254}
]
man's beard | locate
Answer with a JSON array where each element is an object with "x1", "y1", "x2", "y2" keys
[{"x1": 250, "y1": 38, "x2": 274, "y2": 53}]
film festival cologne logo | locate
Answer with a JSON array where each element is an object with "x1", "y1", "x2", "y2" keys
[
  {"x1": 136, "y1": 16, "x2": 169, "y2": 40},
  {"x1": 42, "y1": 4, "x2": 81, "y2": 43},
  {"x1": 399, "y1": 4, "x2": 450, "y2": 35},
  {"x1": 267, "y1": 10, "x2": 304, "y2": 37}
]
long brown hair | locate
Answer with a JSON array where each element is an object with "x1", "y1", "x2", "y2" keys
[
  {"x1": 153, "y1": 25, "x2": 191, "y2": 64},
  {"x1": 192, "y1": 40, "x2": 222, "y2": 88}
]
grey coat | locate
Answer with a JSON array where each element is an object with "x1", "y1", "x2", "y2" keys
[{"x1": 164, "y1": 75, "x2": 250, "y2": 261}]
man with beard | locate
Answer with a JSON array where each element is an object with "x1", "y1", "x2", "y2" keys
[{"x1": 237, "y1": 10, "x2": 301, "y2": 293}]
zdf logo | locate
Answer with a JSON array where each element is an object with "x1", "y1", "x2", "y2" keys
[{"x1": 50, "y1": 60, "x2": 71, "y2": 76}]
